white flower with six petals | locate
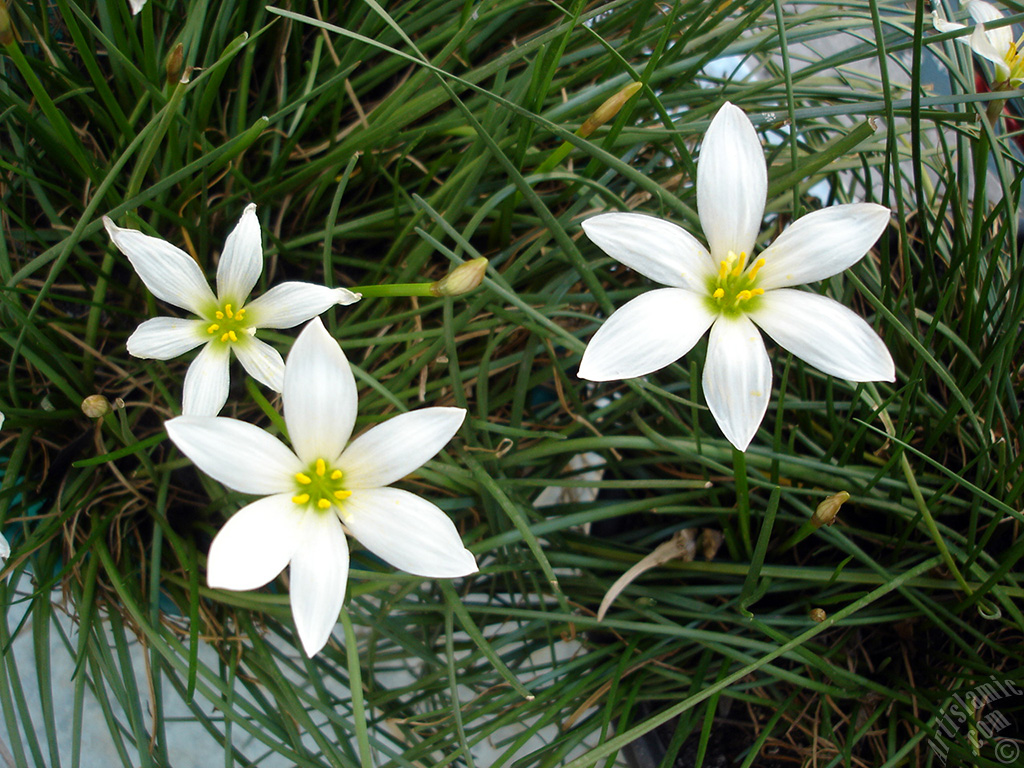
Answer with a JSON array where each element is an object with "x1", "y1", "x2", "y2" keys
[
  {"x1": 578, "y1": 102, "x2": 895, "y2": 451},
  {"x1": 932, "y1": 1, "x2": 1024, "y2": 86},
  {"x1": 104, "y1": 205, "x2": 360, "y2": 416},
  {"x1": 166, "y1": 318, "x2": 477, "y2": 656}
]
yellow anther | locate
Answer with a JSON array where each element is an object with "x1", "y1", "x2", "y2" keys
[
  {"x1": 736, "y1": 290, "x2": 753, "y2": 302},
  {"x1": 292, "y1": 493, "x2": 310, "y2": 505},
  {"x1": 713, "y1": 288, "x2": 725, "y2": 300},
  {"x1": 224, "y1": 304, "x2": 234, "y2": 319},
  {"x1": 236, "y1": 308, "x2": 246, "y2": 320},
  {"x1": 334, "y1": 490, "x2": 352, "y2": 501},
  {"x1": 316, "y1": 459, "x2": 326, "y2": 476},
  {"x1": 330, "y1": 469, "x2": 343, "y2": 480},
  {"x1": 718, "y1": 261, "x2": 729, "y2": 281},
  {"x1": 228, "y1": 330, "x2": 238, "y2": 342},
  {"x1": 747, "y1": 258, "x2": 767, "y2": 281},
  {"x1": 317, "y1": 498, "x2": 331, "y2": 510},
  {"x1": 215, "y1": 311, "x2": 224, "y2": 319},
  {"x1": 220, "y1": 332, "x2": 230, "y2": 342},
  {"x1": 295, "y1": 473, "x2": 312, "y2": 485},
  {"x1": 730, "y1": 251, "x2": 749, "y2": 277},
  {"x1": 751, "y1": 288, "x2": 765, "y2": 297},
  {"x1": 206, "y1": 323, "x2": 220, "y2": 334}
]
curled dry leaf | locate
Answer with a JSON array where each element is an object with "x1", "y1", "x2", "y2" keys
[{"x1": 597, "y1": 529, "x2": 697, "y2": 621}]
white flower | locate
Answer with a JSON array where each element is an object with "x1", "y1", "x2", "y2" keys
[
  {"x1": 104, "y1": 205, "x2": 360, "y2": 416},
  {"x1": 165, "y1": 318, "x2": 477, "y2": 656},
  {"x1": 933, "y1": 1, "x2": 1024, "y2": 86},
  {"x1": 0, "y1": 531, "x2": 8, "y2": 562},
  {"x1": 129, "y1": 0, "x2": 147, "y2": 14},
  {"x1": 578, "y1": 102, "x2": 895, "y2": 451}
]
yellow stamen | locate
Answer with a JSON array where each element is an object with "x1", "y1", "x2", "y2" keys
[
  {"x1": 713, "y1": 288, "x2": 725, "y2": 300},
  {"x1": 236, "y1": 308, "x2": 246, "y2": 320},
  {"x1": 730, "y1": 251, "x2": 749, "y2": 277},
  {"x1": 292, "y1": 493, "x2": 310, "y2": 505},
  {"x1": 751, "y1": 288, "x2": 764, "y2": 297},
  {"x1": 747, "y1": 258, "x2": 767, "y2": 281},
  {"x1": 334, "y1": 490, "x2": 352, "y2": 501},
  {"x1": 736, "y1": 290, "x2": 752, "y2": 302},
  {"x1": 215, "y1": 311, "x2": 224, "y2": 319},
  {"x1": 295, "y1": 472, "x2": 312, "y2": 485},
  {"x1": 718, "y1": 261, "x2": 729, "y2": 281},
  {"x1": 330, "y1": 469, "x2": 343, "y2": 480},
  {"x1": 317, "y1": 498, "x2": 331, "y2": 510},
  {"x1": 220, "y1": 332, "x2": 230, "y2": 342},
  {"x1": 316, "y1": 458, "x2": 326, "y2": 476},
  {"x1": 224, "y1": 304, "x2": 234, "y2": 319},
  {"x1": 227, "y1": 330, "x2": 238, "y2": 342},
  {"x1": 206, "y1": 323, "x2": 220, "y2": 334}
]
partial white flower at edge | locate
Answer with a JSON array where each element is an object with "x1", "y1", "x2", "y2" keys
[
  {"x1": 104, "y1": 205, "x2": 360, "y2": 416},
  {"x1": 165, "y1": 318, "x2": 478, "y2": 657},
  {"x1": 0, "y1": 531, "x2": 8, "y2": 562},
  {"x1": 932, "y1": 1, "x2": 1024, "y2": 86},
  {"x1": 578, "y1": 102, "x2": 895, "y2": 452}
]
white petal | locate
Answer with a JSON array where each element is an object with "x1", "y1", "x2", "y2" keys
[
  {"x1": 931, "y1": 12, "x2": 968, "y2": 36},
  {"x1": 166, "y1": 416, "x2": 302, "y2": 494},
  {"x1": 967, "y1": 1, "x2": 1014, "y2": 52},
  {"x1": 343, "y1": 488, "x2": 477, "y2": 577},
  {"x1": 284, "y1": 319, "x2": 358, "y2": 464},
  {"x1": 288, "y1": 513, "x2": 350, "y2": 657},
  {"x1": 747, "y1": 290, "x2": 895, "y2": 382},
  {"x1": 969, "y1": 24, "x2": 1013, "y2": 81},
  {"x1": 339, "y1": 408, "x2": 466, "y2": 489},
  {"x1": 128, "y1": 0, "x2": 147, "y2": 15},
  {"x1": 233, "y1": 335, "x2": 285, "y2": 392},
  {"x1": 697, "y1": 102, "x2": 767, "y2": 260},
  {"x1": 0, "y1": 531, "x2": 9, "y2": 561},
  {"x1": 216, "y1": 204, "x2": 263, "y2": 305},
  {"x1": 126, "y1": 317, "x2": 207, "y2": 360},
  {"x1": 244, "y1": 283, "x2": 362, "y2": 329},
  {"x1": 103, "y1": 216, "x2": 216, "y2": 315},
  {"x1": 702, "y1": 315, "x2": 772, "y2": 451},
  {"x1": 0, "y1": 411, "x2": 4, "y2": 430},
  {"x1": 756, "y1": 204, "x2": 891, "y2": 290},
  {"x1": 206, "y1": 494, "x2": 304, "y2": 591},
  {"x1": 578, "y1": 288, "x2": 716, "y2": 381},
  {"x1": 182, "y1": 343, "x2": 232, "y2": 416},
  {"x1": 581, "y1": 213, "x2": 715, "y2": 291}
]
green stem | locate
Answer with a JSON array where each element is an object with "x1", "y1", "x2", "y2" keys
[
  {"x1": 350, "y1": 282, "x2": 439, "y2": 297},
  {"x1": 339, "y1": 612, "x2": 373, "y2": 768}
]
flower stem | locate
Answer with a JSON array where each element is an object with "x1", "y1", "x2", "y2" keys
[
  {"x1": 340, "y1": 611, "x2": 373, "y2": 768},
  {"x1": 349, "y1": 282, "x2": 440, "y2": 298},
  {"x1": 732, "y1": 447, "x2": 753, "y2": 558}
]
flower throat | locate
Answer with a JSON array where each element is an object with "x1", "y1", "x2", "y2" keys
[{"x1": 708, "y1": 250, "x2": 765, "y2": 315}]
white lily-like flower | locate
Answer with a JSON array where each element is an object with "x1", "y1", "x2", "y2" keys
[
  {"x1": 578, "y1": 102, "x2": 895, "y2": 451},
  {"x1": 933, "y1": 1, "x2": 1024, "y2": 86},
  {"x1": 165, "y1": 318, "x2": 477, "y2": 656},
  {"x1": 104, "y1": 205, "x2": 360, "y2": 416}
]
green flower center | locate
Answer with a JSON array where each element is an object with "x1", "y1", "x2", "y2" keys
[
  {"x1": 204, "y1": 302, "x2": 251, "y2": 345},
  {"x1": 705, "y1": 250, "x2": 766, "y2": 317},
  {"x1": 292, "y1": 458, "x2": 351, "y2": 513}
]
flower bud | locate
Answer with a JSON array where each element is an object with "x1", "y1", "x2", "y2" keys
[
  {"x1": 809, "y1": 608, "x2": 827, "y2": 623},
  {"x1": 81, "y1": 395, "x2": 112, "y2": 419},
  {"x1": 812, "y1": 491, "x2": 849, "y2": 528},
  {"x1": 166, "y1": 42, "x2": 184, "y2": 87},
  {"x1": 0, "y1": 0, "x2": 14, "y2": 47},
  {"x1": 578, "y1": 81, "x2": 643, "y2": 138},
  {"x1": 430, "y1": 257, "x2": 488, "y2": 297}
]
